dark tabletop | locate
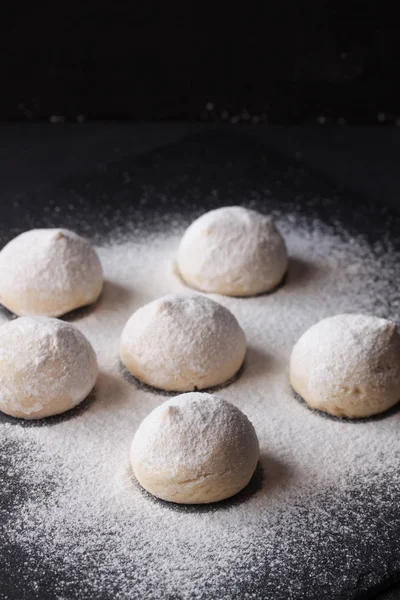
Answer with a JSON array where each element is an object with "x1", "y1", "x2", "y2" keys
[{"x1": 1, "y1": 123, "x2": 400, "y2": 213}]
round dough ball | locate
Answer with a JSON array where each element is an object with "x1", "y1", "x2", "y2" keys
[
  {"x1": 177, "y1": 206, "x2": 288, "y2": 296},
  {"x1": 0, "y1": 316, "x2": 98, "y2": 419},
  {"x1": 0, "y1": 229, "x2": 103, "y2": 317},
  {"x1": 290, "y1": 314, "x2": 400, "y2": 418},
  {"x1": 120, "y1": 293, "x2": 246, "y2": 391},
  {"x1": 131, "y1": 392, "x2": 260, "y2": 504}
]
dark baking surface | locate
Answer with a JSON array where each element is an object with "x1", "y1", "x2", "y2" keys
[{"x1": 0, "y1": 124, "x2": 400, "y2": 600}]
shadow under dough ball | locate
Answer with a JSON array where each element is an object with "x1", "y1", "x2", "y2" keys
[
  {"x1": 177, "y1": 206, "x2": 288, "y2": 296},
  {"x1": 290, "y1": 313, "x2": 400, "y2": 418},
  {"x1": 0, "y1": 316, "x2": 98, "y2": 419},
  {"x1": 0, "y1": 228, "x2": 103, "y2": 317},
  {"x1": 131, "y1": 392, "x2": 260, "y2": 504},
  {"x1": 120, "y1": 293, "x2": 246, "y2": 392}
]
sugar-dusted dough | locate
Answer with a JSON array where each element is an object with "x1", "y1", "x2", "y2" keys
[
  {"x1": 290, "y1": 313, "x2": 400, "y2": 418},
  {"x1": 120, "y1": 293, "x2": 246, "y2": 392},
  {"x1": 177, "y1": 206, "x2": 288, "y2": 296},
  {"x1": 0, "y1": 229, "x2": 103, "y2": 317},
  {"x1": 0, "y1": 317, "x2": 98, "y2": 419},
  {"x1": 131, "y1": 392, "x2": 260, "y2": 504}
]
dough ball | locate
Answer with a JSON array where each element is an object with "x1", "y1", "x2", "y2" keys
[
  {"x1": 0, "y1": 317, "x2": 98, "y2": 419},
  {"x1": 131, "y1": 392, "x2": 260, "y2": 504},
  {"x1": 120, "y1": 293, "x2": 246, "y2": 391},
  {"x1": 290, "y1": 314, "x2": 400, "y2": 418},
  {"x1": 177, "y1": 206, "x2": 288, "y2": 296},
  {"x1": 0, "y1": 229, "x2": 103, "y2": 317}
]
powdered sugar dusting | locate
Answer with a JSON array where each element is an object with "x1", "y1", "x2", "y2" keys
[
  {"x1": 130, "y1": 392, "x2": 259, "y2": 504},
  {"x1": 290, "y1": 313, "x2": 400, "y2": 418},
  {"x1": 0, "y1": 229, "x2": 103, "y2": 317},
  {"x1": 1, "y1": 214, "x2": 400, "y2": 600},
  {"x1": 177, "y1": 206, "x2": 288, "y2": 296},
  {"x1": 0, "y1": 317, "x2": 98, "y2": 418},
  {"x1": 120, "y1": 293, "x2": 246, "y2": 391}
]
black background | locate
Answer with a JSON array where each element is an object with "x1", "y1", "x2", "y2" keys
[{"x1": 1, "y1": 2, "x2": 399, "y2": 124}]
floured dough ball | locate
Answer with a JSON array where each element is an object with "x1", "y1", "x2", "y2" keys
[
  {"x1": 120, "y1": 293, "x2": 246, "y2": 391},
  {"x1": 0, "y1": 229, "x2": 103, "y2": 317},
  {"x1": 177, "y1": 206, "x2": 288, "y2": 296},
  {"x1": 290, "y1": 314, "x2": 400, "y2": 418},
  {"x1": 0, "y1": 317, "x2": 98, "y2": 419},
  {"x1": 131, "y1": 392, "x2": 260, "y2": 504}
]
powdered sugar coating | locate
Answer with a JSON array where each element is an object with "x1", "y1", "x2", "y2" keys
[
  {"x1": 290, "y1": 313, "x2": 400, "y2": 418},
  {"x1": 0, "y1": 316, "x2": 98, "y2": 419},
  {"x1": 0, "y1": 229, "x2": 103, "y2": 317},
  {"x1": 120, "y1": 293, "x2": 246, "y2": 391},
  {"x1": 131, "y1": 392, "x2": 260, "y2": 503},
  {"x1": 177, "y1": 206, "x2": 288, "y2": 296}
]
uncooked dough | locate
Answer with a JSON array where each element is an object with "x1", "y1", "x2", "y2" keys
[
  {"x1": 177, "y1": 206, "x2": 288, "y2": 296},
  {"x1": 290, "y1": 313, "x2": 400, "y2": 418},
  {"x1": 120, "y1": 293, "x2": 246, "y2": 391},
  {"x1": 131, "y1": 392, "x2": 260, "y2": 504},
  {"x1": 0, "y1": 228, "x2": 103, "y2": 317},
  {"x1": 0, "y1": 316, "x2": 98, "y2": 419}
]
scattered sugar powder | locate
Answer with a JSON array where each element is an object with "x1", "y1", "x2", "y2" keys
[{"x1": 1, "y1": 214, "x2": 400, "y2": 600}]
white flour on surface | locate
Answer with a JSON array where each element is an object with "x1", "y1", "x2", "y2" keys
[{"x1": 1, "y1": 215, "x2": 400, "y2": 600}]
